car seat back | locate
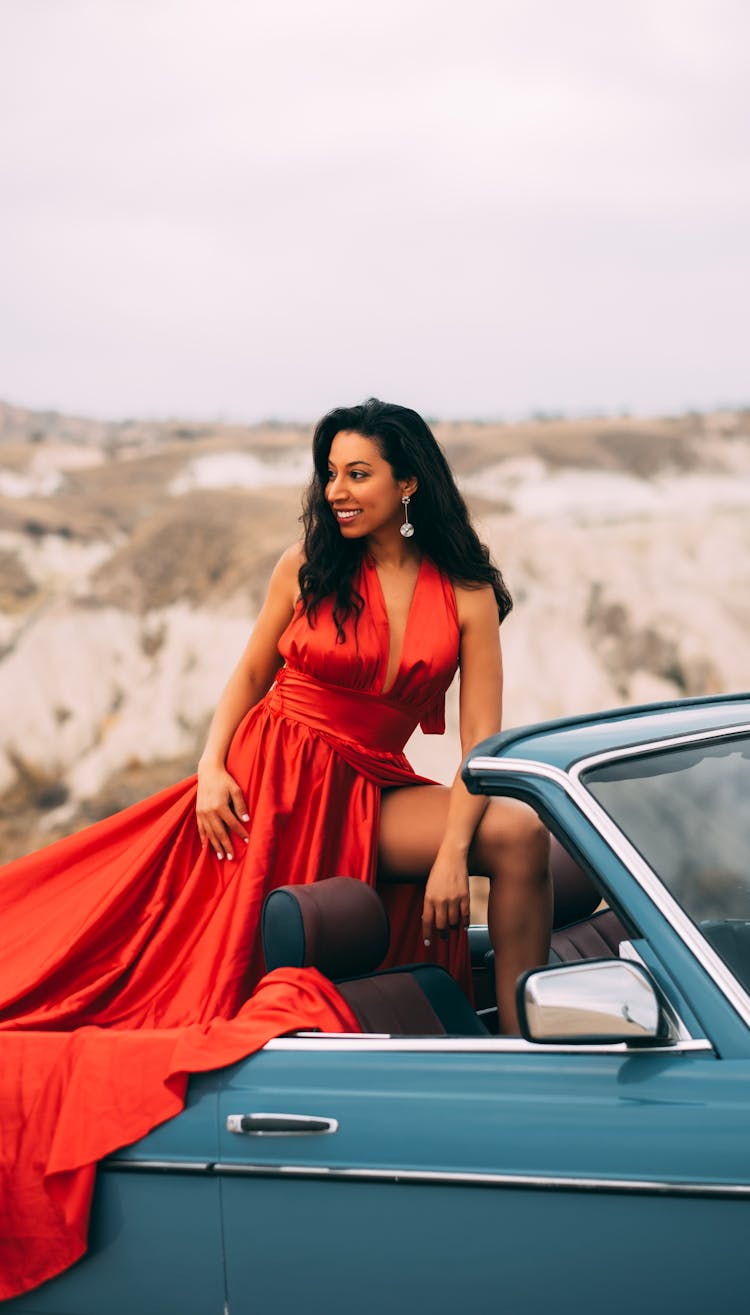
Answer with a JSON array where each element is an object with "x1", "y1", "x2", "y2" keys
[{"x1": 262, "y1": 877, "x2": 487, "y2": 1037}]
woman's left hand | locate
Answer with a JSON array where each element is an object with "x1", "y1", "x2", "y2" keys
[{"x1": 421, "y1": 847, "x2": 471, "y2": 946}]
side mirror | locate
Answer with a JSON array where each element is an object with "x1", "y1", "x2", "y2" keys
[{"x1": 517, "y1": 958, "x2": 676, "y2": 1045}]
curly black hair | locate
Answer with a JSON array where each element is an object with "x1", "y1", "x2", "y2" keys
[{"x1": 299, "y1": 398, "x2": 512, "y2": 640}]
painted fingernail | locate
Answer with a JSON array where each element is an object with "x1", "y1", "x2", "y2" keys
[
  {"x1": 243, "y1": 837, "x2": 249, "y2": 844},
  {"x1": 217, "y1": 851, "x2": 224, "y2": 860},
  {"x1": 226, "y1": 852, "x2": 233, "y2": 861},
  {"x1": 424, "y1": 938, "x2": 431, "y2": 947},
  {"x1": 241, "y1": 813, "x2": 250, "y2": 822}
]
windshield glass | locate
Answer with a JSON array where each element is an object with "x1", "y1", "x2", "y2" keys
[{"x1": 581, "y1": 732, "x2": 750, "y2": 992}]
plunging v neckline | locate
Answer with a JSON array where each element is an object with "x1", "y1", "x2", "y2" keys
[{"x1": 366, "y1": 553, "x2": 426, "y2": 698}]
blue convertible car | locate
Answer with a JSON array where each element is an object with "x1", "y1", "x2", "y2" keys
[{"x1": 7, "y1": 693, "x2": 750, "y2": 1314}]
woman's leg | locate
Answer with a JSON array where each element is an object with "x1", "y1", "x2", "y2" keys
[{"x1": 378, "y1": 786, "x2": 552, "y2": 1034}]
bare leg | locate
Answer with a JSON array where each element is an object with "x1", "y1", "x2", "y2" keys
[
  {"x1": 378, "y1": 787, "x2": 552, "y2": 1034},
  {"x1": 475, "y1": 801, "x2": 552, "y2": 1034}
]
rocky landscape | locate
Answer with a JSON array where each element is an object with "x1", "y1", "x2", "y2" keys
[{"x1": 1, "y1": 400, "x2": 748, "y2": 863}]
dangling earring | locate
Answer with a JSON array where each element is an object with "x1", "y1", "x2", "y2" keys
[{"x1": 400, "y1": 494, "x2": 415, "y2": 538}]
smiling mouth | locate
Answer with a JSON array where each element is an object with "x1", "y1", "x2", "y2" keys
[{"x1": 334, "y1": 508, "x2": 362, "y2": 523}]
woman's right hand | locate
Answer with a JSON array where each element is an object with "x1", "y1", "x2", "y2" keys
[{"x1": 196, "y1": 763, "x2": 250, "y2": 860}]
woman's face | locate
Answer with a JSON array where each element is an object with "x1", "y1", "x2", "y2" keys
[{"x1": 325, "y1": 430, "x2": 415, "y2": 539}]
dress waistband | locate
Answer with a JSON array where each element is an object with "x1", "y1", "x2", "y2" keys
[{"x1": 266, "y1": 667, "x2": 419, "y2": 755}]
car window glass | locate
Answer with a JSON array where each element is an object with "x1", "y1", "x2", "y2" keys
[{"x1": 582, "y1": 734, "x2": 750, "y2": 991}]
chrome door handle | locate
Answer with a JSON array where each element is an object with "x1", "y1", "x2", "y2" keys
[{"x1": 226, "y1": 1112, "x2": 339, "y2": 1136}]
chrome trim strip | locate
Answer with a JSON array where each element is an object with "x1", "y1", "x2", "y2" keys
[
  {"x1": 103, "y1": 1159, "x2": 213, "y2": 1174},
  {"x1": 467, "y1": 755, "x2": 576, "y2": 788},
  {"x1": 101, "y1": 1157, "x2": 750, "y2": 1198},
  {"x1": 212, "y1": 1162, "x2": 750, "y2": 1199},
  {"x1": 466, "y1": 753, "x2": 750, "y2": 1031},
  {"x1": 571, "y1": 723, "x2": 750, "y2": 776},
  {"x1": 262, "y1": 1035, "x2": 712, "y2": 1055}
]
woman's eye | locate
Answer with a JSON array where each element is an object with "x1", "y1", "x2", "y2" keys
[{"x1": 326, "y1": 468, "x2": 367, "y2": 481}]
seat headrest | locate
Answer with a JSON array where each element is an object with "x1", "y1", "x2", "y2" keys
[
  {"x1": 262, "y1": 877, "x2": 390, "y2": 978},
  {"x1": 550, "y1": 836, "x2": 601, "y2": 928}
]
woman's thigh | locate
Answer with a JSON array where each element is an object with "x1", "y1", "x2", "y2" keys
[
  {"x1": 377, "y1": 784, "x2": 533, "y2": 882},
  {"x1": 377, "y1": 785, "x2": 452, "y2": 882}
]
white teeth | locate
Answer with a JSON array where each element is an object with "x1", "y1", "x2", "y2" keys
[{"x1": 336, "y1": 509, "x2": 361, "y2": 520}]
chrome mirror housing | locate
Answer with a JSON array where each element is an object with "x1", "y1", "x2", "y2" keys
[{"x1": 518, "y1": 958, "x2": 676, "y2": 1045}]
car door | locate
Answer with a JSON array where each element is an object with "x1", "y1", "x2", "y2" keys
[
  {"x1": 216, "y1": 1030, "x2": 750, "y2": 1315},
  {"x1": 6, "y1": 1072, "x2": 226, "y2": 1315}
]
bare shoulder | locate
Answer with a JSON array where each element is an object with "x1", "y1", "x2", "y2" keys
[
  {"x1": 267, "y1": 542, "x2": 306, "y2": 609},
  {"x1": 275, "y1": 541, "x2": 306, "y2": 573},
  {"x1": 453, "y1": 581, "x2": 498, "y2": 631}
]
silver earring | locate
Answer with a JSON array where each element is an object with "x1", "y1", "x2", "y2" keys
[{"x1": 400, "y1": 494, "x2": 415, "y2": 538}]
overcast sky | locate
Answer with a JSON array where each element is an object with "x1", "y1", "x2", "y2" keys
[{"x1": 1, "y1": 0, "x2": 748, "y2": 423}]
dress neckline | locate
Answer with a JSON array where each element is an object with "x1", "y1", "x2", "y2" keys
[{"x1": 365, "y1": 553, "x2": 427, "y2": 698}]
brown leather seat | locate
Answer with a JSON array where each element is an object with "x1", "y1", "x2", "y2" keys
[
  {"x1": 262, "y1": 876, "x2": 488, "y2": 1037},
  {"x1": 548, "y1": 836, "x2": 603, "y2": 928},
  {"x1": 549, "y1": 908, "x2": 628, "y2": 961},
  {"x1": 547, "y1": 837, "x2": 629, "y2": 961}
]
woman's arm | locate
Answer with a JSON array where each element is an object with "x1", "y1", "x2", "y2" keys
[
  {"x1": 421, "y1": 583, "x2": 503, "y2": 943},
  {"x1": 196, "y1": 544, "x2": 302, "y2": 859}
]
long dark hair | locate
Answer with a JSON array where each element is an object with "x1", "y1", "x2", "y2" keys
[{"x1": 299, "y1": 398, "x2": 512, "y2": 639}]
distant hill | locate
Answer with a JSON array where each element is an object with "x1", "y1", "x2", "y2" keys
[{"x1": 1, "y1": 401, "x2": 748, "y2": 862}]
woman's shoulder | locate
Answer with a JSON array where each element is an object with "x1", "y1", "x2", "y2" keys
[
  {"x1": 275, "y1": 541, "x2": 306, "y2": 574},
  {"x1": 451, "y1": 578, "x2": 498, "y2": 628},
  {"x1": 268, "y1": 542, "x2": 306, "y2": 609}
]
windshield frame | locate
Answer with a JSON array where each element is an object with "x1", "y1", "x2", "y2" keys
[{"x1": 573, "y1": 721, "x2": 750, "y2": 1028}]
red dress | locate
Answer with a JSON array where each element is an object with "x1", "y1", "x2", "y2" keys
[{"x1": 0, "y1": 553, "x2": 470, "y2": 1032}]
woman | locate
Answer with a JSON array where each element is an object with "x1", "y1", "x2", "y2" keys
[
  {"x1": 196, "y1": 399, "x2": 551, "y2": 1032},
  {"x1": 0, "y1": 399, "x2": 549, "y2": 1036}
]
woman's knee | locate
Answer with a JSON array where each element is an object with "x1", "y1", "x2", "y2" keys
[{"x1": 474, "y1": 799, "x2": 549, "y2": 875}]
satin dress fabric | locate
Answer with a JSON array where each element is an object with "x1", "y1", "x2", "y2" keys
[
  {"x1": 0, "y1": 968, "x2": 360, "y2": 1300},
  {"x1": 0, "y1": 553, "x2": 470, "y2": 1034},
  {"x1": 0, "y1": 553, "x2": 469, "y2": 1297}
]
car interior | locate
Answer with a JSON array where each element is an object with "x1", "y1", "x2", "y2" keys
[{"x1": 261, "y1": 835, "x2": 633, "y2": 1036}]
